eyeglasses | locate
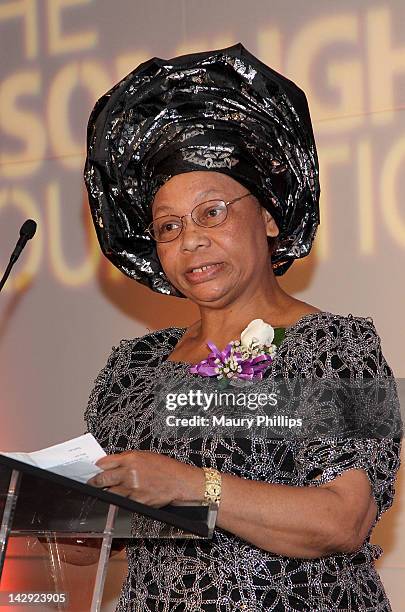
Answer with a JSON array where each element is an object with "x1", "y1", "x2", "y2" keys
[{"x1": 146, "y1": 192, "x2": 252, "y2": 243}]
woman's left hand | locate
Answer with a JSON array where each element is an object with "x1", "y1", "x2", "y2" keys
[{"x1": 86, "y1": 450, "x2": 204, "y2": 507}]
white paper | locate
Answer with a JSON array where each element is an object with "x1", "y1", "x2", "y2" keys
[{"x1": 0, "y1": 433, "x2": 106, "y2": 484}]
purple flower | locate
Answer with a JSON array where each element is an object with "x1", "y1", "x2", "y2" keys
[{"x1": 189, "y1": 340, "x2": 274, "y2": 383}]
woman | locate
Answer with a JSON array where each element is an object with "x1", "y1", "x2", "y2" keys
[{"x1": 83, "y1": 44, "x2": 402, "y2": 611}]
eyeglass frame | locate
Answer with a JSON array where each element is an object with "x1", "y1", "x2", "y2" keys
[{"x1": 146, "y1": 192, "x2": 253, "y2": 243}]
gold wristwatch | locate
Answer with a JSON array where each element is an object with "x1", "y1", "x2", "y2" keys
[{"x1": 202, "y1": 467, "x2": 222, "y2": 505}]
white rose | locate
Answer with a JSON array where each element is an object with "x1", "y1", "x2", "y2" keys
[{"x1": 240, "y1": 319, "x2": 275, "y2": 348}]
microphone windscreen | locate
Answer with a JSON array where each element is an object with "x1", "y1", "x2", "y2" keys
[{"x1": 20, "y1": 219, "x2": 37, "y2": 240}]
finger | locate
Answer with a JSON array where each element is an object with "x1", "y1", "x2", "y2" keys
[
  {"x1": 90, "y1": 466, "x2": 140, "y2": 491},
  {"x1": 96, "y1": 450, "x2": 137, "y2": 469},
  {"x1": 88, "y1": 467, "x2": 127, "y2": 488},
  {"x1": 95, "y1": 454, "x2": 122, "y2": 469}
]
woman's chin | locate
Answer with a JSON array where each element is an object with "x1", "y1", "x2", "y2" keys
[
  {"x1": 170, "y1": 268, "x2": 236, "y2": 303},
  {"x1": 183, "y1": 284, "x2": 233, "y2": 304}
]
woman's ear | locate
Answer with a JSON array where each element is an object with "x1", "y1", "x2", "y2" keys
[{"x1": 261, "y1": 206, "x2": 279, "y2": 238}]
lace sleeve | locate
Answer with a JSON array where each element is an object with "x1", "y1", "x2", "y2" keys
[
  {"x1": 83, "y1": 340, "x2": 132, "y2": 441},
  {"x1": 295, "y1": 316, "x2": 403, "y2": 522}
]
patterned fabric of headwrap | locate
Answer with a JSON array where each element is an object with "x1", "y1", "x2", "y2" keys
[{"x1": 84, "y1": 42, "x2": 320, "y2": 297}]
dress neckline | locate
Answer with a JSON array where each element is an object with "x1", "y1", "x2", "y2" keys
[{"x1": 163, "y1": 310, "x2": 332, "y2": 368}]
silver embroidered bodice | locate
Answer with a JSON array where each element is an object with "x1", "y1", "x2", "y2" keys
[{"x1": 84, "y1": 311, "x2": 402, "y2": 611}]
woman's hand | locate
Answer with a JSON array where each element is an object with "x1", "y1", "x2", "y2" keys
[{"x1": 86, "y1": 450, "x2": 205, "y2": 508}]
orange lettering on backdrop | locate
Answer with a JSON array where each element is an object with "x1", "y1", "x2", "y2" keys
[
  {"x1": 367, "y1": 7, "x2": 405, "y2": 124},
  {"x1": 0, "y1": 0, "x2": 38, "y2": 59},
  {"x1": 257, "y1": 28, "x2": 283, "y2": 73},
  {"x1": 1, "y1": 4, "x2": 405, "y2": 292},
  {"x1": 286, "y1": 13, "x2": 364, "y2": 134},
  {"x1": 47, "y1": 60, "x2": 110, "y2": 169},
  {"x1": 316, "y1": 144, "x2": 351, "y2": 260},
  {"x1": 380, "y1": 136, "x2": 405, "y2": 248},
  {"x1": 0, "y1": 71, "x2": 46, "y2": 177},
  {"x1": 47, "y1": 181, "x2": 100, "y2": 286},
  {"x1": 47, "y1": 0, "x2": 97, "y2": 55},
  {"x1": 357, "y1": 139, "x2": 374, "y2": 255}
]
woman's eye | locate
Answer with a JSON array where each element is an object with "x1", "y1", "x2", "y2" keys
[
  {"x1": 204, "y1": 205, "x2": 223, "y2": 219},
  {"x1": 159, "y1": 221, "x2": 180, "y2": 234}
]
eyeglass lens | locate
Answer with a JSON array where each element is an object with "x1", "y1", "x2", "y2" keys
[{"x1": 150, "y1": 199, "x2": 227, "y2": 242}]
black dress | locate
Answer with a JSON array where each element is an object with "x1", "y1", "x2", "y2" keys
[{"x1": 84, "y1": 311, "x2": 402, "y2": 611}]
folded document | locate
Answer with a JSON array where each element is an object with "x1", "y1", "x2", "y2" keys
[{"x1": 0, "y1": 433, "x2": 106, "y2": 484}]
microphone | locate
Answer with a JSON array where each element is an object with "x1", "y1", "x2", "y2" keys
[
  {"x1": 10, "y1": 219, "x2": 37, "y2": 265},
  {"x1": 0, "y1": 219, "x2": 37, "y2": 293}
]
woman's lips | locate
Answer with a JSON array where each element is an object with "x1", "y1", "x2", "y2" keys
[{"x1": 184, "y1": 262, "x2": 224, "y2": 284}]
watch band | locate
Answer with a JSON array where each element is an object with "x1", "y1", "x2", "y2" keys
[{"x1": 202, "y1": 467, "x2": 222, "y2": 505}]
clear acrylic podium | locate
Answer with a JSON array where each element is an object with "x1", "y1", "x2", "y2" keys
[{"x1": 0, "y1": 454, "x2": 218, "y2": 611}]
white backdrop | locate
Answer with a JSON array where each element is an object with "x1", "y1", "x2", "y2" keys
[{"x1": 0, "y1": 0, "x2": 404, "y2": 609}]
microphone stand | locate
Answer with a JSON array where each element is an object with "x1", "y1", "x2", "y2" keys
[{"x1": 0, "y1": 260, "x2": 15, "y2": 294}]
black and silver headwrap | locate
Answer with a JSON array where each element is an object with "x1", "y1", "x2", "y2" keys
[{"x1": 84, "y1": 42, "x2": 320, "y2": 297}]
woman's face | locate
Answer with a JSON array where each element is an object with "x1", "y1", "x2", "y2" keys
[{"x1": 151, "y1": 171, "x2": 279, "y2": 306}]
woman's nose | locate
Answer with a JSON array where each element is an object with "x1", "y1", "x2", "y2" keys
[{"x1": 179, "y1": 215, "x2": 210, "y2": 251}]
